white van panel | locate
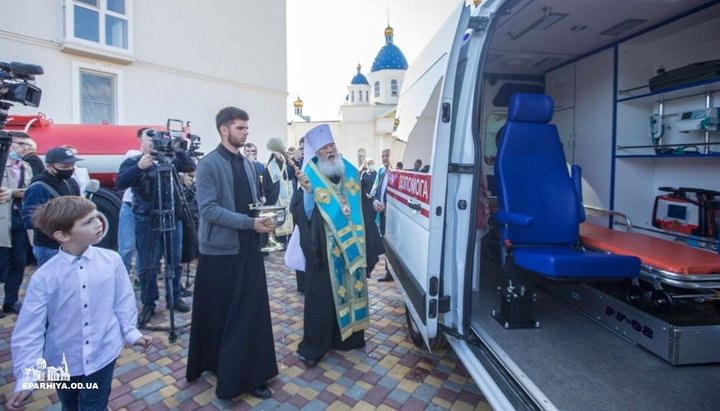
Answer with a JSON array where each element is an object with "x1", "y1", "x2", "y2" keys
[
  {"x1": 393, "y1": 3, "x2": 465, "y2": 146},
  {"x1": 384, "y1": 172, "x2": 431, "y2": 284}
]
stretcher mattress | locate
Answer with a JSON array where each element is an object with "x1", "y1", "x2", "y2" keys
[{"x1": 579, "y1": 223, "x2": 720, "y2": 275}]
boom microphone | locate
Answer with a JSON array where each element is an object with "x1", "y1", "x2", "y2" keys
[
  {"x1": 10, "y1": 62, "x2": 44, "y2": 76},
  {"x1": 84, "y1": 179, "x2": 100, "y2": 200}
]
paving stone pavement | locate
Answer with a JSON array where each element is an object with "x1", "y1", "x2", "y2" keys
[{"x1": 1, "y1": 254, "x2": 491, "y2": 410}]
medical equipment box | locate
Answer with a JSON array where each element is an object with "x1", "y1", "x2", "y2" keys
[{"x1": 649, "y1": 60, "x2": 720, "y2": 93}]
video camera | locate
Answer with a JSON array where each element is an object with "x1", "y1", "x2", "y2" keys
[
  {"x1": 1, "y1": 61, "x2": 43, "y2": 179},
  {"x1": 147, "y1": 119, "x2": 203, "y2": 158},
  {"x1": 0, "y1": 61, "x2": 43, "y2": 110},
  {"x1": 187, "y1": 131, "x2": 202, "y2": 157}
]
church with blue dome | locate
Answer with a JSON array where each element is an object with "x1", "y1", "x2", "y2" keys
[
  {"x1": 289, "y1": 24, "x2": 409, "y2": 166},
  {"x1": 347, "y1": 25, "x2": 408, "y2": 108},
  {"x1": 351, "y1": 66, "x2": 369, "y2": 85},
  {"x1": 371, "y1": 26, "x2": 409, "y2": 72}
]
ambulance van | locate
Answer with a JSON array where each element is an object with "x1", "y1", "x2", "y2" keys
[{"x1": 386, "y1": 1, "x2": 720, "y2": 409}]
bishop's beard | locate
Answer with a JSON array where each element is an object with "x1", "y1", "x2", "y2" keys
[{"x1": 317, "y1": 154, "x2": 345, "y2": 179}]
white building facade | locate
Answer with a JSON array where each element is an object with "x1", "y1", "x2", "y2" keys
[
  {"x1": 0, "y1": 0, "x2": 288, "y2": 150},
  {"x1": 288, "y1": 26, "x2": 407, "y2": 166}
]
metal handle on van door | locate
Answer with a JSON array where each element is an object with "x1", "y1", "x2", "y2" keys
[
  {"x1": 407, "y1": 199, "x2": 421, "y2": 211},
  {"x1": 442, "y1": 103, "x2": 451, "y2": 123}
]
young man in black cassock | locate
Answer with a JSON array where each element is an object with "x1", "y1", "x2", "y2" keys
[
  {"x1": 289, "y1": 124, "x2": 382, "y2": 366},
  {"x1": 186, "y1": 107, "x2": 278, "y2": 400}
]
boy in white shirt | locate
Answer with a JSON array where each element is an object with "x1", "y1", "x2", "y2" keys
[{"x1": 8, "y1": 196, "x2": 152, "y2": 411}]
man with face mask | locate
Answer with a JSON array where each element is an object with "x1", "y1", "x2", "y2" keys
[
  {"x1": 0, "y1": 133, "x2": 34, "y2": 316},
  {"x1": 360, "y1": 158, "x2": 377, "y2": 199},
  {"x1": 21, "y1": 147, "x2": 82, "y2": 266}
]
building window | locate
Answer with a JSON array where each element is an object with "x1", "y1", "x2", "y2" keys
[
  {"x1": 374, "y1": 81, "x2": 380, "y2": 98},
  {"x1": 80, "y1": 70, "x2": 116, "y2": 124},
  {"x1": 70, "y1": 0, "x2": 130, "y2": 50},
  {"x1": 351, "y1": 91, "x2": 355, "y2": 102},
  {"x1": 358, "y1": 91, "x2": 362, "y2": 102},
  {"x1": 391, "y1": 79, "x2": 398, "y2": 96},
  {"x1": 366, "y1": 91, "x2": 369, "y2": 101}
]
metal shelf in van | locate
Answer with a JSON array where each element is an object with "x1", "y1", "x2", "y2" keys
[{"x1": 617, "y1": 78, "x2": 720, "y2": 104}]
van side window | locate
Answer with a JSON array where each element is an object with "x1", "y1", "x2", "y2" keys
[{"x1": 484, "y1": 113, "x2": 506, "y2": 165}]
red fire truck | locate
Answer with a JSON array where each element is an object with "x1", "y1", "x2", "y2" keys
[{"x1": 6, "y1": 113, "x2": 155, "y2": 250}]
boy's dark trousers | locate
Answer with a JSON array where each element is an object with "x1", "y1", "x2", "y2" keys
[{"x1": 56, "y1": 359, "x2": 115, "y2": 410}]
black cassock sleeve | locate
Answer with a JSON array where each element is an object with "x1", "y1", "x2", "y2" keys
[{"x1": 263, "y1": 165, "x2": 280, "y2": 205}]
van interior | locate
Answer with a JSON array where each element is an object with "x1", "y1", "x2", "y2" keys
[{"x1": 462, "y1": 0, "x2": 720, "y2": 409}]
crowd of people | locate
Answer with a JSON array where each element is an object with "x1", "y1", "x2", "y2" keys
[
  {"x1": 2, "y1": 108, "x2": 406, "y2": 409},
  {"x1": 1, "y1": 133, "x2": 94, "y2": 320}
]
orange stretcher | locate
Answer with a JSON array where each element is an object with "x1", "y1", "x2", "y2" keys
[{"x1": 579, "y1": 223, "x2": 720, "y2": 310}]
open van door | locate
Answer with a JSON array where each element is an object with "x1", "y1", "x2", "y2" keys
[{"x1": 385, "y1": 1, "x2": 493, "y2": 349}]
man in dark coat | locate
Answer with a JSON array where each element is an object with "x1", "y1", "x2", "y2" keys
[
  {"x1": 116, "y1": 130, "x2": 196, "y2": 325},
  {"x1": 186, "y1": 107, "x2": 277, "y2": 400},
  {"x1": 288, "y1": 137, "x2": 306, "y2": 292},
  {"x1": 290, "y1": 124, "x2": 382, "y2": 367},
  {"x1": 360, "y1": 158, "x2": 377, "y2": 198},
  {"x1": 371, "y1": 148, "x2": 393, "y2": 281},
  {"x1": 21, "y1": 136, "x2": 45, "y2": 177}
]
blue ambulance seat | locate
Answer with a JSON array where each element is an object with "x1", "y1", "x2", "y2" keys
[
  {"x1": 495, "y1": 93, "x2": 640, "y2": 279},
  {"x1": 495, "y1": 93, "x2": 640, "y2": 280}
]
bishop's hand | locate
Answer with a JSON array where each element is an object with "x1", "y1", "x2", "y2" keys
[{"x1": 296, "y1": 169, "x2": 312, "y2": 193}]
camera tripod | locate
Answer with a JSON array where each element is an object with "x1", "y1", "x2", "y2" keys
[{"x1": 139, "y1": 156, "x2": 198, "y2": 343}]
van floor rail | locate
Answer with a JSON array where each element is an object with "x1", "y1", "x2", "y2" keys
[{"x1": 450, "y1": 330, "x2": 552, "y2": 411}]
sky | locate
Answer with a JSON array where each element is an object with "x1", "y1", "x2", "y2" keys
[{"x1": 286, "y1": 0, "x2": 463, "y2": 122}]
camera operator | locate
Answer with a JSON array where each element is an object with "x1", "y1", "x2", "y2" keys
[{"x1": 116, "y1": 129, "x2": 195, "y2": 327}]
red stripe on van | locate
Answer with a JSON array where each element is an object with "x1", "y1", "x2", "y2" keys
[{"x1": 387, "y1": 170, "x2": 431, "y2": 205}]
